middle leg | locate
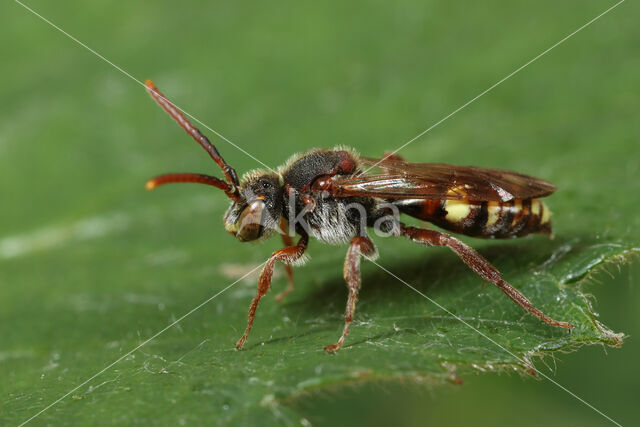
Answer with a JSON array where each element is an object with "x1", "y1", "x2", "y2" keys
[
  {"x1": 275, "y1": 229, "x2": 296, "y2": 303},
  {"x1": 325, "y1": 236, "x2": 378, "y2": 353}
]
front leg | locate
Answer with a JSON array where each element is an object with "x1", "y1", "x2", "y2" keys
[
  {"x1": 235, "y1": 233, "x2": 309, "y2": 350},
  {"x1": 325, "y1": 236, "x2": 378, "y2": 353},
  {"x1": 401, "y1": 225, "x2": 573, "y2": 330}
]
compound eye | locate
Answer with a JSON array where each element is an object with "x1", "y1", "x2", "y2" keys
[{"x1": 235, "y1": 199, "x2": 266, "y2": 242}]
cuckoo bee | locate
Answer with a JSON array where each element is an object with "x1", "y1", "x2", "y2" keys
[{"x1": 143, "y1": 80, "x2": 573, "y2": 353}]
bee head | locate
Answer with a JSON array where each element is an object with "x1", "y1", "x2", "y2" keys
[
  {"x1": 143, "y1": 81, "x2": 285, "y2": 243},
  {"x1": 223, "y1": 171, "x2": 283, "y2": 242}
]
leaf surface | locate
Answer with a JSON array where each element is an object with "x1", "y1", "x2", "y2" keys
[{"x1": 1, "y1": 1, "x2": 638, "y2": 425}]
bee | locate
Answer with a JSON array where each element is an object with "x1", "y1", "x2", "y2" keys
[{"x1": 143, "y1": 80, "x2": 573, "y2": 353}]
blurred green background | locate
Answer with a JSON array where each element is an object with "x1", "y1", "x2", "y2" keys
[{"x1": 1, "y1": 0, "x2": 639, "y2": 425}]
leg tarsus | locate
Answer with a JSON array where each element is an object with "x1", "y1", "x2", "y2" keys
[{"x1": 401, "y1": 225, "x2": 574, "y2": 330}]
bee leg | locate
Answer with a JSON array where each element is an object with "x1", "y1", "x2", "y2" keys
[
  {"x1": 275, "y1": 231, "x2": 296, "y2": 303},
  {"x1": 325, "y1": 236, "x2": 378, "y2": 354},
  {"x1": 400, "y1": 225, "x2": 574, "y2": 330},
  {"x1": 275, "y1": 264, "x2": 295, "y2": 303},
  {"x1": 235, "y1": 233, "x2": 309, "y2": 350}
]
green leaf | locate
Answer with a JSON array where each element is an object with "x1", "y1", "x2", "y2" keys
[{"x1": 1, "y1": 0, "x2": 638, "y2": 425}]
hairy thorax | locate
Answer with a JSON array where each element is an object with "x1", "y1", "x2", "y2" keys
[{"x1": 280, "y1": 148, "x2": 385, "y2": 245}]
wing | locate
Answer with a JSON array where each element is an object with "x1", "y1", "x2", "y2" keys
[{"x1": 330, "y1": 156, "x2": 556, "y2": 202}]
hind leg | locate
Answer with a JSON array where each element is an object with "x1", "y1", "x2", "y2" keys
[{"x1": 401, "y1": 225, "x2": 573, "y2": 329}]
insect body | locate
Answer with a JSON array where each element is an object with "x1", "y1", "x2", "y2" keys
[
  {"x1": 392, "y1": 181, "x2": 552, "y2": 238},
  {"x1": 144, "y1": 80, "x2": 573, "y2": 353}
]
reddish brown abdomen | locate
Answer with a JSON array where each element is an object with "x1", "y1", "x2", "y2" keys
[{"x1": 398, "y1": 197, "x2": 552, "y2": 238}]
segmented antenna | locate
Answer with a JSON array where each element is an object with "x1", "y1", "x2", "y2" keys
[
  {"x1": 146, "y1": 172, "x2": 234, "y2": 192},
  {"x1": 144, "y1": 80, "x2": 241, "y2": 201}
]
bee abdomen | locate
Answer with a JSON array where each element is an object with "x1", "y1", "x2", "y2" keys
[{"x1": 398, "y1": 198, "x2": 552, "y2": 238}]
